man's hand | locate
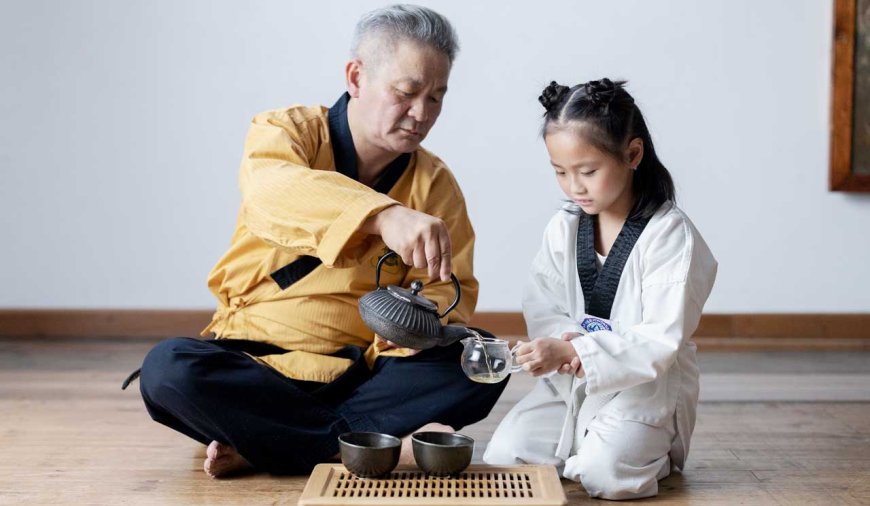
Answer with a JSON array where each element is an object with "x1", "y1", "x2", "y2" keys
[
  {"x1": 374, "y1": 334, "x2": 421, "y2": 356},
  {"x1": 362, "y1": 205, "x2": 452, "y2": 281},
  {"x1": 514, "y1": 338, "x2": 580, "y2": 377}
]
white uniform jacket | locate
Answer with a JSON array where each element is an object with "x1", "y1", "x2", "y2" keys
[{"x1": 523, "y1": 203, "x2": 717, "y2": 469}]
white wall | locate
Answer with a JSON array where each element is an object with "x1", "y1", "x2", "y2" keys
[{"x1": 1, "y1": 0, "x2": 868, "y2": 312}]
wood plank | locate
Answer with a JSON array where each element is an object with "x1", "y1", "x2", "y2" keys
[
  {"x1": 694, "y1": 337, "x2": 870, "y2": 351},
  {"x1": 700, "y1": 373, "x2": 870, "y2": 401},
  {"x1": 3, "y1": 311, "x2": 870, "y2": 352}
]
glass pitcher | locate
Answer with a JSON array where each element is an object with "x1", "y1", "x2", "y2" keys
[{"x1": 460, "y1": 334, "x2": 522, "y2": 384}]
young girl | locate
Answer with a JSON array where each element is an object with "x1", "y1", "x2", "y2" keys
[{"x1": 483, "y1": 79, "x2": 717, "y2": 500}]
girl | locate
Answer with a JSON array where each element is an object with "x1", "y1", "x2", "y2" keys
[{"x1": 483, "y1": 79, "x2": 717, "y2": 500}]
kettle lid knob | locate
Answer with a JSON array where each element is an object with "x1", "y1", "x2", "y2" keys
[{"x1": 410, "y1": 280, "x2": 424, "y2": 296}]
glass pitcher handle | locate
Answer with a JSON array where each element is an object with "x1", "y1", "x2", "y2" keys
[{"x1": 509, "y1": 343, "x2": 524, "y2": 373}]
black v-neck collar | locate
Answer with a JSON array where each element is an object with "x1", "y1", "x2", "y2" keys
[
  {"x1": 269, "y1": 95, "x2": 412, "y2": 292},
  {"x1": 576, "y1": 212, "x2": 651, "y2": 319},
  {"x1": 327, "y1": 92, "x2": 410, "y2": 195}
]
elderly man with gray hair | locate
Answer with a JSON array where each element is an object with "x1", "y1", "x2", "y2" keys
[{"x1": 134, "y1": 4, "x2": 507, "y2": 477}]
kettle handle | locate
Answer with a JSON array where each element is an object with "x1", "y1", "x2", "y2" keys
[
  {"x1": 374, "y1": 250, "x2": 398, "y2": 289},
  {"x1": 437, "y1": 275, "x2": 462, "y2": 319},
  {"x1": 374, "y1": 250, "x2": 462, "y2": 319}
]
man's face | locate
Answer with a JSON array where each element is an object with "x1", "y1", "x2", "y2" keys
[{"x1": 351, "y1": 40, "x2": 450, "y2": 154}]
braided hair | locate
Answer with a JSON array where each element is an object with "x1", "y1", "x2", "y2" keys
[{"x1": 539, "y1": 78, "x2": 675, "y2": 220}]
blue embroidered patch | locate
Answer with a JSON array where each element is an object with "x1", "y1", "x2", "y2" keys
[{"x1": 580, "y1": 317, "x2": 612, "y2": 333}]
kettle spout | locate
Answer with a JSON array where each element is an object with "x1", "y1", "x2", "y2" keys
[{"x1": 440, "y1": 324, "x2": 475, "y2": 347}]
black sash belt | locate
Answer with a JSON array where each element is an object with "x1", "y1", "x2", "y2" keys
[
  {"x1": 271, "y1": 255, "x2": 323, "y2": 290},
  {"x1": 575, "y1": 213, "x2": 651, "y2": 319}
]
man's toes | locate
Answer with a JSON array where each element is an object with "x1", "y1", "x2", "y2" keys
[
  {"x1": 204, "y1": 457, "x2": 219, "y2": 478},
  {"x1": 207, "y1": 440, "x2": 239, "y2": 461},
  {"x1": 204, "y1": 455, "x2": 240, "y2": 479},
  {"x1": 399, "y1": 437, "x2": 415, "y2": 465},
  {"x1": 419, "y1": 422, "x2": 454, "y2": 433},
  {"x1": 203, "y1": 444, "x2": 253, "y2": 479},
  {"x1": 206, "y1": 440, "x2": 224, "y2": 460}
]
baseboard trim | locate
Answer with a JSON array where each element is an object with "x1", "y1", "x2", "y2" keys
[
  {"x1": 2, "y1": 310, "x2": 870, "y2": 350},
  {"x1": 0, "y1": 309, "x2": 210, "y2": 339}
]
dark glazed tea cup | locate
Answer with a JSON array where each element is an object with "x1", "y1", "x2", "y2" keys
[
  {"x1": 338, "y1": 432, "x2": 401, "y2": 478},
  {"x1": 411, "y1": 432, "x2": 474, "y2": 476}
]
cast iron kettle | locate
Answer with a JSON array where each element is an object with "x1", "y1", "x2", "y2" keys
[{"x1": 358, "y1": 251, "x2": 475, "y2": 350}]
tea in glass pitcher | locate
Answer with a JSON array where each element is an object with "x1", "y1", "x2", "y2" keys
[{"x1": 460, "y1": 332, "x2": 522, "y2": 384}]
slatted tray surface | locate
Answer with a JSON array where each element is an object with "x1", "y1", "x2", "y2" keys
[{"x1": 299, "y1": 464, "x2": 566, "y2": 505}]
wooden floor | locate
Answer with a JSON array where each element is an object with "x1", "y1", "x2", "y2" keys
[{"x1": 1, "y1": 338, "x2": 869, "y2": 505}]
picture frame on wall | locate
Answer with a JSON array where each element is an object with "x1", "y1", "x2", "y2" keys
[{"x1": 831, "y1": 0, "x2": 870, "y2": 191}]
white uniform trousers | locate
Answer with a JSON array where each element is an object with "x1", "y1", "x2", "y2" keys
[{"x1": 483, "y1": 378, "x2": 676, "y2": 500}]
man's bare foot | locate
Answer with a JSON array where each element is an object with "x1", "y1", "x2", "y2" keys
[
  {"x1": 203, "y1": 440, "x2": 254, "y2": 478},
  {"x1": 399, "y1": 423, "x2": 454, "y2": 465}
]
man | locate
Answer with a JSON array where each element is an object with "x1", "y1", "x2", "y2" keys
[{"x1": 136, "y1": 4, "x2": 507, "y2": 477}]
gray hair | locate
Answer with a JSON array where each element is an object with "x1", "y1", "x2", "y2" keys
[{"x1": 350, "y1": 4, "x2": 459, "y2": 65}]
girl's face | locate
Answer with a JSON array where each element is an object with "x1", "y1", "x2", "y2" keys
[{"x1": 544, "y1": 127, "x2": 642, "y2": 219}]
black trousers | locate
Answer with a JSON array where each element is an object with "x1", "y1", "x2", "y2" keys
[{"x1": 138, "y1": 336, "x2": 508, "y2": 475}]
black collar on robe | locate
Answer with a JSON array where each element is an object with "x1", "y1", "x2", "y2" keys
[
  {"x1": 575, "y1": 212, "x2": 651, "y2": 319},
  {"x1": 270, "y1": 94, "x2": 411, "y2": 291},
  {"x1": 327, "y1": 92, "x2": 410, "y2": 194}
]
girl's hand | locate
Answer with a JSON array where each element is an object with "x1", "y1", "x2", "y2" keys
[
  {"x1": 514, "y1": 338, "x2": 580, "y2": 377},
  {"x1": 557, "y1": 356, "x2": 582, "y2": 375},
  {"x1": 561, "y1": 332, "x2": 582, "y2": 341},
  {"x1": 557, "y1": 332, "x2": 584, "y2": 377}
]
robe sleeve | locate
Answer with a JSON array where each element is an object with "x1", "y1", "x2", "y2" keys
[
  {"x1": 571, "y1": 216, "x2": 717, "y2": 396},
  {"x1": 522, "y1": 215, "x2": 583, "y2": 341},
  {"x1": 238, "y1": 110, "x2": 399, "y2": 268}
]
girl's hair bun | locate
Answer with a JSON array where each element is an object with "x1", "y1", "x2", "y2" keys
[
  {"x1": 539, "y1": 81, "x2": 570, "y2": 112},
  {"x1": 583, "y1": 78, "x2": 632, "y2": 113}
]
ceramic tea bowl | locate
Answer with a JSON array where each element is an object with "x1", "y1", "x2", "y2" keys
[
  {"x1": 338, "y1": 432, "x2": 401, "y2": 478},
  {"x1": 411, "y1": 432, "x2": 474, "y2": 477}
]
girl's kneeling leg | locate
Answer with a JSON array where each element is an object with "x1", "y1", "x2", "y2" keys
[{"x1": 563, "y1": 414, "x2": 675, "y2": 500}]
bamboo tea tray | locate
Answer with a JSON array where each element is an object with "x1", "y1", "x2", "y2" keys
[{"x1": 299, "y1": 464, "x2": 567, "y2": 505}]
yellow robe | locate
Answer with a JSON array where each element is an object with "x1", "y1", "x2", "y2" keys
[{"x1": 201, "y1": 96, "x2": 478, "y2": 383}]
